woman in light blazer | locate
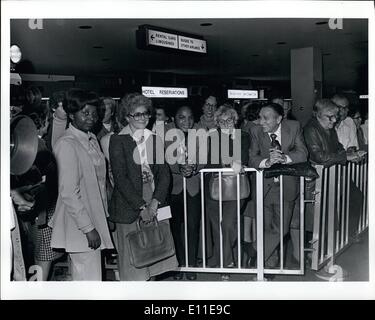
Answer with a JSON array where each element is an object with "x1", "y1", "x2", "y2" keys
[{"x1": 50, "y1": 89, "x2": 113, "y2": 281}]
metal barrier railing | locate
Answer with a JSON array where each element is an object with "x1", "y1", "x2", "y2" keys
[
  {"x1": 310, "y1": 158, "x2": 368, "y2": 271},
  {"x1": 179, "y1": 168, "x2": 306, "y2": 281}
]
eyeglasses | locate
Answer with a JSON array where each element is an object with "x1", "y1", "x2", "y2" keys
[
  {"x1": 218, "y1": 118, "x2": 235, "y2": 125},
  {"x1": 324, "y1": 114, "x2": 337, "y2": 122},
  {"x1": 128, "y1": 111, "x2": 152, "y2": 121},
  {"x1": 352, "y1": 116, "x2": 362, "y2": 120}
]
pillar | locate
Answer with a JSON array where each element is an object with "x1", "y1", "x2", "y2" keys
[{"x1": 291, "y1": 47, "x2": 322, "y2": 126}]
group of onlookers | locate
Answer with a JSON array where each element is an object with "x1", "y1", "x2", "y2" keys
[{"x1": 10, "y1": 87, "x2": 368, "y2": 281}]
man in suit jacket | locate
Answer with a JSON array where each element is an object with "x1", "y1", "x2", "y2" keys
[{"x1": 249, "y1": 103, "x2": 308, "y2": 266}]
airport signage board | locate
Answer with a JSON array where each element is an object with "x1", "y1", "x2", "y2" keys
[
  {"x1": 137, "y1": 25, "x2": 207, "y2": 54},
  {"x1": 227, "y1": 89, "x2": 258, "y2": 99},
  {"x1": 142, "y1": 86, "x2": 188, "y2": 98},
  {"x1": 148, "y1": 29, "x2": 178, "y2": 49},
  {"x1": 178, "y1": 35, "x2": 207, "y2": 53}
]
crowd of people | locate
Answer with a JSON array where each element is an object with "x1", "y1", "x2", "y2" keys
[{"x1": 10, "y1": 87, "x2": 368, "y2": 281}]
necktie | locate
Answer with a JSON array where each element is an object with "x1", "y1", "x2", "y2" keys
[
  {"x1": 270, "y1": 133, "x2": 281, "y2": 150},
  {"x1": 269, "y1": 133, "x2": 281, "y2": 183}
]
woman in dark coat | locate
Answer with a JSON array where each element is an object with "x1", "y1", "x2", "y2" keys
[{"x1": 109, "y1": 93, "x2": 177, "y2": 281}]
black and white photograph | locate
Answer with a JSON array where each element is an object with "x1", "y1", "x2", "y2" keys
[{"x1": 1, "y1": 0, "x2": 374, "y2": 300}]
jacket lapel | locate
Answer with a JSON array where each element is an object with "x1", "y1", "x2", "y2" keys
[
  {"x1": 261, "y1": 131, "x2": 271, "y2": 156},
  {"x1": 280, "y1": 121, "x2": 291, "y2": 153}
]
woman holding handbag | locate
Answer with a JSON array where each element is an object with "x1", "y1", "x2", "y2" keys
[
  {"x1": 108, "y1": 93, "x2": 177, "y2": 281},
  {"x1": 205, "y1": 104, "x2": 250, "y2": 279}
]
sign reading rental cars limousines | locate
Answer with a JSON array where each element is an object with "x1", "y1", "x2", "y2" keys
[
  {"x1": 148, "y1": 29, "x2": 178, "y2": 49},
  {"x1": 227, "y1": 89, "x2": 258, "y2": 99},
  {"x1": 137, "y1": 25, "x2": 207, "y2": 54},
  {"x1": 142, "y1": 86, "x2": 188, "y2": 98}
]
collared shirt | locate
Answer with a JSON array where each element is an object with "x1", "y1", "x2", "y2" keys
[
  {"x1": 268, "y1": 123, "x2": 282, "y2": 145},
  {"x1": 335, "y1": 117, "x2": 359, "y2": 150},
  {"x1": 259, "y1": 124, "x2": 292, "y2": 168},
  {"x1": 361, "y1": 120, "x2": 368, "y2": 145},
  {"x1": 103, "y1": 122, "x2": 112, "y2": 132},
  {"x1": 119, "y1": 125, "x2": 155, "y2": 191},
  {"x1": 68, "y1": 124, "x2": 107, "y2": 226}
]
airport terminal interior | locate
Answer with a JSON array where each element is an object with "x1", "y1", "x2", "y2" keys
[{"x1": 9, "y1": 15, "x2": 369, "y2": 282}]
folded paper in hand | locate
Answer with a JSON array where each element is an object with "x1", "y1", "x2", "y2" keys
[{"x1": 157, "y1": 206, "x2": 172, "y2": 221}]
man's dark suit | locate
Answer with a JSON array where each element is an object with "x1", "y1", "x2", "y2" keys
[{"x1": 249, "y1": 120, "x2": 308, "y2": 262}]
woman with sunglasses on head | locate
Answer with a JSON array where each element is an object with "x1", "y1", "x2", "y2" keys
[
  {"x1": 49, "y1": 89, "x2": 114, "y2": 281},
  {"x1": 108, "y1": 93, "x2": 177, "y2": 281}
]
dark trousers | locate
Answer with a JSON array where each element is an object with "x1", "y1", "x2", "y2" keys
[
  {"x1": 262, "y1": 188, "x2": 295, "y2": 262},
  {"x1": 170, "y1": 191, "x2": 201, "y2": 267},
  {"x1": 206, "y1": 196, "x2": 245, "y2": 267}
]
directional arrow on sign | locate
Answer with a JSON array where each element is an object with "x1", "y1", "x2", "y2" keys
[{"x1": 151, "y1": 34, "x2": 155, "y2": 40}]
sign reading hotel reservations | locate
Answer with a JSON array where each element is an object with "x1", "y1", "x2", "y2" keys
[
  {"x1": 142, "y1": 86, "x2": 188, "y2": 98},
  {"x1": 227, "y1": 89, "x2": 258, "y2": 99},
  {"x1": 137, "y1": 25, "x2": 207, "y2": 54}
]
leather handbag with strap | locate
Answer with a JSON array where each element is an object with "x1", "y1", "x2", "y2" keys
[
  {"x1": 209, "y1": 172, "x2": 250, "y2": 202},
  {"x1": 126, "y1": 217, "x2": 176, "y2": 268}
]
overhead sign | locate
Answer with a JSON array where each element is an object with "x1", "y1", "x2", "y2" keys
[
  {"x1": 137, "y1": 25, "x2": 207, "y2": 55},
  {"x1": 178, "y1": 35, "x2": 207, "y2": 53},
  {"x1": 142, "y1": 86, "x2": 188, "y2": 98},
  {"x1": 228, "y1": 89, "x2": 258, "y2": 99},
  {"x1": 148, "y1": 29, "x2": 178, "y2": 49}
]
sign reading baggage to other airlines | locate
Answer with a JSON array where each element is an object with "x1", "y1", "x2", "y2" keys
[
  {"x1": 142, "y1": 86, "x2": 188, "y2": 98},
  {"x1": 227, "y1": 89, "x2": 258, "y2": 99},
  {"x1": 137, "y1": 25, "x2": 207, "y2": 55},
  {"x1": 178, "y1": 35, "x2": 207, "y2": 53}
]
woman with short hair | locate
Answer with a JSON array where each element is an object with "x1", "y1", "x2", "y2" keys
[
  {"x1": 50, "y1": 88, "x2": 113, "y2": 281},
  {"x1": 108, "y1": 93, "x2": 177, "y2": 281},
  {"x1": 205, "y1": 104, "x2": 250, "y2": 278}
]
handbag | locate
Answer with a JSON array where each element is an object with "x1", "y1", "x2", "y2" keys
[
  {"x1": 209, "y1": 172, "x2": 250, "y2": 201},
  {"x1": 127, "y1": 217, "x2": 176, "y2": 268},
  {"x1": 263, "y1": 162, "x2": 319, "y2": 179}
]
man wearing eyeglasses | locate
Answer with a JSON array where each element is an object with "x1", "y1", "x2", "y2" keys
[
  {"x1": 331, "y1": 94, "x2": 359, "y2": 152},
  {"x1": 304, "y1": 99, "x2": 348, "y2": 166}
]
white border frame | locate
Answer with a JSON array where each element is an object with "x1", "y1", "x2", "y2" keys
[{"x1": 1, "y1": 0, "x2": 374, "y2": 300}]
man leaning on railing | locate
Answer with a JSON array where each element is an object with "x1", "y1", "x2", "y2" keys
[
  {"x1": 302, "y1": 98, "x2": 367, "y2": 274},
  {"x1": 303, "y1": 99, "x2": 364, "y2": 167},
  {"x1": 248, "y1": 103, "x2": 308, "y2": 269}
]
